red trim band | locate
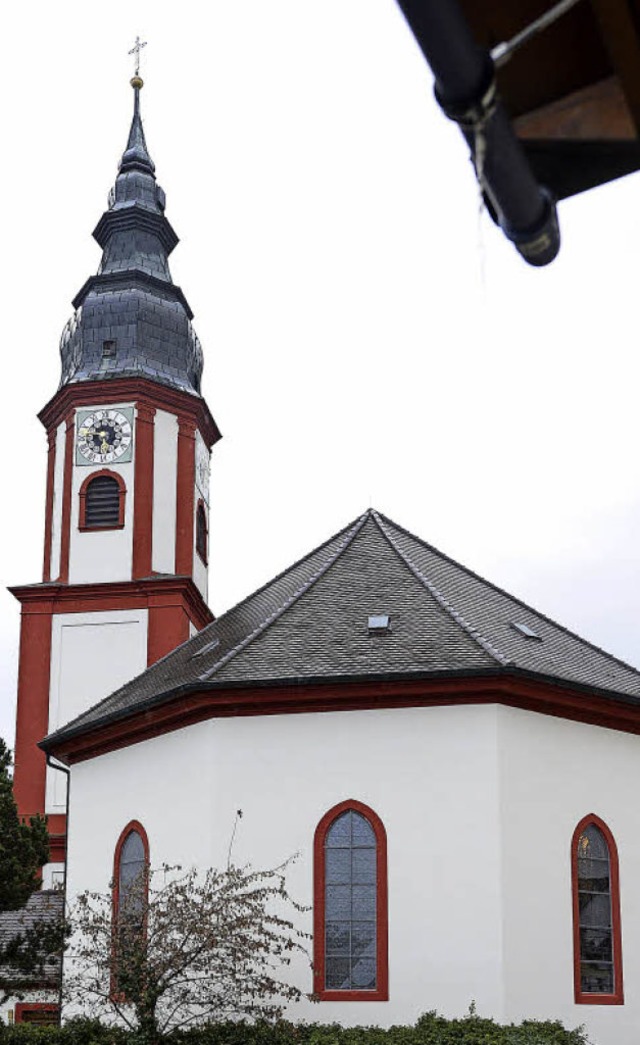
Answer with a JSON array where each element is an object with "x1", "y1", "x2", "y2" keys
[
  {"x1": 175, "y1": 417, "x2": 196, "y2": 576},
  {"x1": 42, "y1": 429, "x2": 57, "y2": 582},
  {"x1": 58, "y1": 413, "x2": 75, "y2": 583},
  {"x1": 43, "y1": 673, "x2": 640, "y2": 767}
]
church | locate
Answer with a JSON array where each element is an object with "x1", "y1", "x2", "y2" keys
[{"x1": 9, "y1": 70, "x2": 640, "y2": 1045}]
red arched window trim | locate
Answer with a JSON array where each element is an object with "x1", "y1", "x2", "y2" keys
[
  {"x1": 195, "y1": 499, "x2": 208, "y2": 565},
  {"x1": 79, "y1": 468, "x2": 126, "y2": 531},
  {"x1": 571, "y1": 813, "x2": 624, "y2": 1005},
  {"x1": 112, "y1": 819, "x2": 150, "y2": 918},
  {"x1": 313, "y1": 798, "x2": 388, "y2": 1002}
]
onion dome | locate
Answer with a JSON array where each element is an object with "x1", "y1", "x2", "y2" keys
[{"x1": 59, "y1": 78, "x2": 204, "y2": 396}]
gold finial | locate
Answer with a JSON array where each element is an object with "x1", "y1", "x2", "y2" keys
[{"x1": 130, "y1": 75, "x2": 144, "y2": 89}]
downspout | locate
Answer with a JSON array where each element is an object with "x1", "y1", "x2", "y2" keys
[
  {"x1": 395, "y1": 0, "x2": 560, "y2": 266},
  {"x1": 45, "y1": 755, "x2": 70, "y2": 1028}
]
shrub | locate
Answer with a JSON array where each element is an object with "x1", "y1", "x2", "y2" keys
[{"x1": 0, "y1": 1013, "x2": 592, "y2": 1045}]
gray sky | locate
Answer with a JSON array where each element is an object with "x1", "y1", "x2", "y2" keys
[{"x1": 2, "y1": 0, "x2": 640, "y2": 747}]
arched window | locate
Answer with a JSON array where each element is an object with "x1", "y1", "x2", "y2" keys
[
  {"x1": 79, "y1": 470, "x2": 126, "y2": 530},
  {"x1": 572, "y1": 814, "x2": 623, "y2": 1004},
  {"x1": 313, "y1": 800, "x2": 388, "y2": 1001},
  {"x1": 112, "y1": 821, "x2": 149, "y2": 993},
  {"x1": 196, "y1": 500, "x2": 208, "y2": 563}
]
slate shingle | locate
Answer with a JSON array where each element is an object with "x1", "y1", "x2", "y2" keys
[
  {"x1": 41, "y1": 509, "x2": 640, "y2": 751},
  {"x1": 0, "y1": 891, "x2": 63, "y2": 987}
]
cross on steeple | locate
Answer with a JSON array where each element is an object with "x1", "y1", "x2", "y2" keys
[{"x1": 128, "y1": 36, "x2": 147, "y2": 77}]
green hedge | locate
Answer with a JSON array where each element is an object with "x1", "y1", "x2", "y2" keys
[{"x1": 0, "y1": 1013, "x2": 591, "y2": 1045}]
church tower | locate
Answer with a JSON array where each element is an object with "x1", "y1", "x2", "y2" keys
[{"x1": 11, "y1": 74, "x2": 220, "y2": 885}]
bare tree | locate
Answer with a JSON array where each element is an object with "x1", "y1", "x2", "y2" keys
[{"x1": 66, "y1": 861, "x2": 309, "y2": 1042}]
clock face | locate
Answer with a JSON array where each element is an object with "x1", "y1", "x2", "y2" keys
[{"x1": 76, "y1": 409, "x2": 133, "y2": 465}]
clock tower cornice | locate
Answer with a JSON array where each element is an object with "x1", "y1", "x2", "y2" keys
[{"x1": 38, "y1": 377, "x2": 222, "y2": 450}]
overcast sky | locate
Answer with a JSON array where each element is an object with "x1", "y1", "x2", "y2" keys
[{"x1": 2, "y1": 0, "x2": 640, "y2": 747}]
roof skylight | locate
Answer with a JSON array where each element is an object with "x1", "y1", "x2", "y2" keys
[
  {"x1": 511, "y1": 622, "x2": 541, "y2": 641},
  {"x1": 192, "y1": 637, "x2": 220, "y2": 658},
  {"x1": 368, "y1": 614, "x2": 390, "y2": 633}
]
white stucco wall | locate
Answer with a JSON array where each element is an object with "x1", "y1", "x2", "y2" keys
[
  {"x1": 152, "y1": 409, "x2": 178, "y2": 574},
  {"x1": 497, "y1": 705, "x2": 640, "y2": 1045},
  {"x1": 68, "y1": 404, "x2": 135, "y2": 585},
  {"x1": 46, "y1": 608, "x2": 148, "y2": 813},
  {"x1": 65, "y1": 704, "x2": 505, "y2": 1027},
  {"x1": 64, "y1": 701, "x2": 640, "y2": 1043},
  {"x1": 49, "y1": 421, "x2": 66, "y2": 581}
]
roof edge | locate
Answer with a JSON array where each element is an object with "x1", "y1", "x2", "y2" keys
[{"x1": 40, "y1": 666, "x2": 640, "y2": 766}]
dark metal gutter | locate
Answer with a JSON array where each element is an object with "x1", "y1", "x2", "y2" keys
[{"x1": 395, "y1": 0, "x2": 561, "y2": 265}]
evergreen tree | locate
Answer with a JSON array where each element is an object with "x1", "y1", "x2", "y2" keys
[{"x1": 0, "y1": 737, "x2": 49, "y2": 909}]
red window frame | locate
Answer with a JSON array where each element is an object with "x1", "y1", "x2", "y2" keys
[
  {"x1": 111, "y1": 820, "x2": 150, "y2": 1000},
  {"x1": 313, "y1": 798, "x2": 388, "y2": 1002},
  {"x1": 571, "y1": 813, "x2": 624, "y2": 1005},
  {"x1": 79, "y1": 468, "x2": 126, "y2": 531},
  {"x1": 14, "y1": 1004, "x2": 58, "y2": 1025},
  {"x1": 195, "y1": 499, "x2": 208, "y2": 565}
]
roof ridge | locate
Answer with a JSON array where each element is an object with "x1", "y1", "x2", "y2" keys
[
  {"x1": 198, "y1": 511, "x2": 372, "y2": 682},
  {"x1": 372, "y1": 511, "x2": 511, "y2": 667},
  {"x1": 375, "y1": 510, "x2": 640, "y2": 680},
  {"x1": 206, "y1": 513, "x2": 367, "y2": 629},
  {"x1": 41, "y1": 513, "x2": 371, "y2": 745}
]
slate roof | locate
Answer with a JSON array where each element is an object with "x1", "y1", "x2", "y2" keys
[
  {"x1": 42, "y1": 509, "x2": 640, "y2": 751},
  {"x1": 58, "y1": 82, "x2": 204, "y2": 397},
  {"x1": 0, "y1": 891, "x2": 63, "y2": 987}
]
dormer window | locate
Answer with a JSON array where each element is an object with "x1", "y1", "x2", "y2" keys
[{"x1": 79, "y1": 470, "x2": 126, "y2": 531}]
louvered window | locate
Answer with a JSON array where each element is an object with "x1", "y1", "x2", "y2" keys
[
  {"x1": 196, "y1": 502, "x2": 207, "y2": 562},
  {"x1": 85, "y1": 475, "x2": 121, "y2": 528}
]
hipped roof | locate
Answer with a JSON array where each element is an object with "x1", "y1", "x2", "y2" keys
[{"x1": 42, "y1": 509, "x2": 640, "y2": 751}]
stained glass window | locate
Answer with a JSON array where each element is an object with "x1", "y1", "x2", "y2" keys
[
  {"x1": 572, "y1": 815, "x2": 624, "y2": 1006},
  {"x1": 576, "y1": 823, "x2": 614, "y2": 994},
  {"x1": 118, "y1": 829, "x2": 146, "y2": 915},
  {"x1": 324, "y1": 809, "x2": 377, "y2": 991}
]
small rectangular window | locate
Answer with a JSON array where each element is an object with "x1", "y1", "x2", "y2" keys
[{"x1": 102, "y1": 339, "x2": 116, "y2": 359}]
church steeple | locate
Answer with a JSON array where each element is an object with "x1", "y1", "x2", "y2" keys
[
  {"x1": 119, "y1": 77, "x2": 156, "y2": 176},
  {"x1": 59, "y1": 75, "x2": 203, "y2": 396},
  {"x1": 12, "y1": 62, "x2": 219, "y2": 884}
]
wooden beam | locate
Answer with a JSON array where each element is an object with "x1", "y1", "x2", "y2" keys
[
  {"x1": 589, "y1": 0, "x2": 640, "y2": 135},
  {"x1": 514, "y1": 75, "x2": 636, "y2": 139}
]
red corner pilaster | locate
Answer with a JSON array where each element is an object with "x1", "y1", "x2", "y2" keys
[
  {"x1": 147, "y1": 593, "x2": 191, "y2": 666},
  {"x1": 42, "y1": 429, "x2": 57, "y2": 582},
  {"x1": 13, "y1": 600, "x2": 53, "y2": 821},
  {"x1": 132, "y1": 402, "x2": 155, "y2": 579},
  {"x1": 175, "y1": 417, "x2": 196, "y2": 576},
  {"x1": 58, "y1": 412, "x2": 75, "y2": 584}
]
